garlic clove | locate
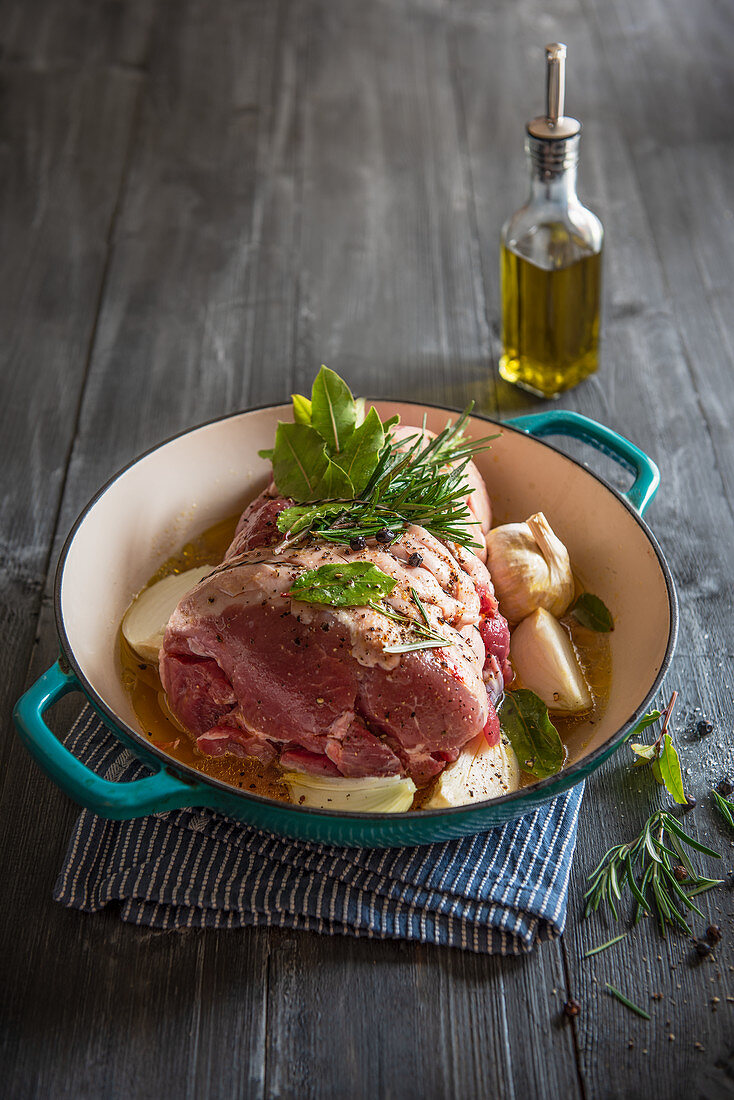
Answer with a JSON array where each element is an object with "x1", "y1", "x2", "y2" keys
[
  {"x1": 485, "y1": 512, "x2": 574, "y2": 623},
  {"x1": 510, "y1": 608, "x2": 592, "y2": 714},
  {"x1": 424, "y1": 732, "x2": 520, "y2": 808},
  {"x1": 122, "y1": 565, "x2": 214, "y2": 662}
]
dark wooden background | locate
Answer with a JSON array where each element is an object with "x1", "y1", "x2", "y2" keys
[{"x1": 2, "y1": 0, "x2": 733, "y2": 1096}]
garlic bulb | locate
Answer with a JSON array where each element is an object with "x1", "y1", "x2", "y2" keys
[
  {"x1": 510, "y1": 608, "x2": 592, "y2": 714},
  {"x1": 485, "y1": 512, "x2": 574, "y2": 623}
]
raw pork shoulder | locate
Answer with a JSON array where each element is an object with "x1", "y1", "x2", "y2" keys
[{"x1": 160, "y1": 453, "x2": 511, "y2": 784}]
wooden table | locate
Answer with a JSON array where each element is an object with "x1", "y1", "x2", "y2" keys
[{"x1": 2, "y1": 1, "x2": 733, "y2": 1096}]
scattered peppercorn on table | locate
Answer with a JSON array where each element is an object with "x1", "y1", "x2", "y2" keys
[{"x1": 2, "y1": 0, "x2": 733, "y2": 1097}]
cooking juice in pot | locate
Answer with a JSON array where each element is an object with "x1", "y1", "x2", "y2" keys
[{"x1": 118, "y1": 514, "x2": 612, "y2": 807}]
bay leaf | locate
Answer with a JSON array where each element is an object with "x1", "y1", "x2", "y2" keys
[
  {"x1": 271, "y1": 422, "x2": 330, "y2": 501},
  {"x1": 336, "y1": 407, "x2": 385, "y2": 495},
  {"x1": 310, "y1": 365, "x2": 356, "y2": 452},
  {"x1": 498, "y1": 689, "x2": 566, "y2": 779},
  {"x1": 292, "y1": 394, "x2": 312, "y2": 425},
  {"x1": 657, "y1": 733, "x2": 688, "y2": 805},
  {"x1": 290, "y1": 562, "x2": 397, "y2": 606},
  {"x1": 571, "y1": 593, "x2": 614, "y2": 632}
]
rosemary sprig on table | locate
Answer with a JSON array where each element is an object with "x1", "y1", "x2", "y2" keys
[
  {"x1": 584, "y1": 810, "x2": 722, "y2": 935},
  {"x1": 278, "y1": 409, "x2": 499, "y2": 551},
  {"x1": 712, "y1": 788, "x2": 734, "y2": 829}
]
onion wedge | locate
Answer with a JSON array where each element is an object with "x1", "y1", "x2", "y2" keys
[
  {"x1": 122, "y1": 565, "x2": 214, "y2": 663},
  {"x1": 282, "y1": 773, "x2": 416, "y2": 813}
]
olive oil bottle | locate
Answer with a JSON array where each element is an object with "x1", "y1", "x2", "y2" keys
[{"x1": 500, "y1": 44, "x2": 603, "y2": 398}]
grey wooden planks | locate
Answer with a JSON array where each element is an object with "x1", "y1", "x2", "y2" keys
[
  {"x1": 452, "y1": 1, "x2": 734, "y2": 1096},
  {"x1": 1, "y1": 0, "x2": 734, "y2": 1097},
  {"x1": 0, "y1": 0, "x2": 151, "y2": 778}
]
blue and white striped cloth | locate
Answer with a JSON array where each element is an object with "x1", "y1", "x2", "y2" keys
[{"x1": 55, "y1": 706, "x2": 584, "y2": 954}]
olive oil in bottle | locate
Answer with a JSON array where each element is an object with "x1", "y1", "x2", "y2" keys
[{"x1": 500, "y1": 44, "x2": 603, "y2": 399}]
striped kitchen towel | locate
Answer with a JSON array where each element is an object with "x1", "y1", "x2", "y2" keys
[{"x1": 54, "y1": 706, "x2": 584, "y2": 954}]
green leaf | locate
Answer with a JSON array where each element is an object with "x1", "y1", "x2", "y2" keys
[
  {"x1": 571, "y1": 592, "x2": 614, "y2": 632},
  {"x1": 622, "y1": 709, "x2": 662, "y2": 742},
  {"x1": 289, "y1": 562, "x2": 397, "y2": 607},
  {"x1": 498, "y1": 689, "x2": 566, "y2": 779},
  {"x1": 292, "y1": 394, "x2": 312, "y2": 425},
  {"x1": 271, "y1": 422, "x2": 330, "y2": 501},
  {"x1": 310, "y1": 365, "x2": 356, "y2": 452},
  {"x1": 657, "y1": 734, "x2": 687, "y2": 805},
  {"x1": 258, "y1": 447, "x2": 274, "y2": 460},
  {"x1": 335, "y1": 407, "x2": 385, "y2": 495},
  {"x1": 629, "y1": 743, "x2": 657, "y2": 761},
  {"x1": 310, "y1": 459, "x2": 355, "y2": 500},
  {"x1": 651, "y1": 756, "x2": 664, "y2": 785},
  {"x1": 354, "y1": 397, "x2": 366, "y2": 426}
]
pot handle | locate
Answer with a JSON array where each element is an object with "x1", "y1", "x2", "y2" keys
[
  {"x1": 504, "y1": 410, "x2": 660, "y2": 515},
  {"x1": 13, "y1": 661, "x2": 206, "y2": 819}
]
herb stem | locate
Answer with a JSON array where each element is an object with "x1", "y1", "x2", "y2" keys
[{"x1": 654, "y1": 690, "x2": 678, "y2": 749}]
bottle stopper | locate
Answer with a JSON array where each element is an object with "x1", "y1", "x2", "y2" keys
[{"x1": 527, "y1": 43, "x2": 581, "y2": 140}]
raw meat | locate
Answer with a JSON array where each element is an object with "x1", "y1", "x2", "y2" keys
[{"x1": 160, "y1": 440, "x2": 510, "y2": 784}]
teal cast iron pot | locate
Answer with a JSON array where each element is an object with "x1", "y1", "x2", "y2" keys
[{"x1": 14, "y1": 403, "x2": 677, "y2": 847}]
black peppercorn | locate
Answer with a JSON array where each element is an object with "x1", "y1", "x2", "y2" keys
[
  {"x1": 694, "y1": 940, "x2": 713, "y2": 958},
  {"x1": 673, "y1": 864, "x2": 688, "y2": 882},
  {"x1": 705, "y1": 924, "x2": 722, "y2": 945},
  {"x1": 682, "y1": 795, "x2": 697, "y2": 812},
  {"x1": 376, "y1": 527, "x2": 395, "y2": 544},
  {"x1": 716, "y1": 776, "x2": 734, "y2": 797},
  {"x1": 696, "y1": 719, "x2": 714, "y2": 737},
  {"x1": 408, "y1": 552, "x2": 423, "y2": 568},
  {"x1": 563, "y1": 999, "x2": 581, "y2": 1018},
  {"x1": 349, "y1": 535, "x2": 367, "y2": 552}
]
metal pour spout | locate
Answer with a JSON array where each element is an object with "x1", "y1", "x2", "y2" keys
[
  {"x1": 527, "y1": 42, "x2": 580, "y2": 141},
  {"x1": 545, "y1": 43, "x2": 566, "y2": 125}
]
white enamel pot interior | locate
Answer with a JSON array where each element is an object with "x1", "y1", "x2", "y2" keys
[{"x1": 56, "y1": 402, "x2": 676, "y2": 811}]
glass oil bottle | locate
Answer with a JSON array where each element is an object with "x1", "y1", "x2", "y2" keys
[{"x1": 500, "y1": 44, "x2": 603, "y2": 398}]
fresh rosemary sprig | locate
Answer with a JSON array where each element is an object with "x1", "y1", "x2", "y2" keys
[
  {"x1": 277, "y1": 408, "x2": 499, "y2": 550},
  {"x1": 584, "y1": 810, "x2": 722, "y2": 936},
  {"x1": 712, "y1": 788, "x2": 734, "y2": 829}
]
